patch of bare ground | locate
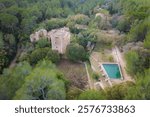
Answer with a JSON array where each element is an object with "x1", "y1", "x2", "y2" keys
[{"x1": 57, "y1": 59, "x2": 88, "y2": 89}]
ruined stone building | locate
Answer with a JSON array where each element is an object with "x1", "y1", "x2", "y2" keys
[
  {"x1": 30, "y1": 27, "x2": 71, "y2": 54},
  {"x1": 30, "y1": 29, "x2": 48, "y2": 42},
  {"x1": 48, "y1": 27, "x2": 70, "y2": 54}
]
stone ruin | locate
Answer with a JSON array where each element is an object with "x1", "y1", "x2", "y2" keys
[
  {"x1": 30, "y1": 27, "x2": 71, "y2": 54},
  {"x1": 30, "y1": 29, "x2": 48, "y2": 42}
]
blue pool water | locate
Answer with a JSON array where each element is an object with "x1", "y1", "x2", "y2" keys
[{"x1": 102, "y1": 64, "x2": 121, "y2": 79}]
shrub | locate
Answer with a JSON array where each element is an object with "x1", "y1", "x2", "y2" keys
[
  {"x1": 36, "y1": 38, "x2": 50, "y2": 48},
  {"x1": 66, "y1": 43, "x2": 88, "y2": 62},
  {"x1": 144, "y1": 33, "x2": 150, "y2": 49},
  {"x1": 46, "y1": 50, "x2": 60, "y2": 64},
  {"x1": 92, "y1": 72, "x2": 100, "y2": 81},
  {"x1": 108, "y1": 55, "x2": 114, "y2": 62},
  {"x1": 78, "y1": 90, "x2": 105, "y2": 100},
  {"x1": 29, "y1": 47, "x2": 49, "y2": 65}
]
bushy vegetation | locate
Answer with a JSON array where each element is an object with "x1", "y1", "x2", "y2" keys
[
  {"x1": 92, "y1": 72, "x2": 100, "y2": 81},
  {"x1": 78, "y1": 90, "x2": 105, "y2": 100},
  {"x1": 66, "y1": 43, "x2": 88, "y2": 62},
  {"x1": 23, "y1": 47, "x2": 60, "y2": 65},
  {"x1": 0, "y1": 0, "x2": 149, "y2": 100},
  {"x1": 0, "y1": 0, "x2": 105, "y2": 73},
  {"x1": 66, "y1": 0, "x2": 150, "y2": 100},
  {"x1": 0, "y1": 60, "x2": 67, "y2": 100},
  {"x1": 0, "y1": 0, "x2": 106, "y2": 100},
  {"x1": 35, "y1": 38, "x2": 50, "y2": 48},
  {"x1": 14, "y1": 60, "x2": 66, "y2": 100},
  {"x1": 0, "y1": 62, "x2": 32, "y2": 99},
  {"x1": 125, "y1": 69, "x2": 150, "y2": 100},
  {"x1": 105, "y1": 0, "x2": 150, "y2": 100}
]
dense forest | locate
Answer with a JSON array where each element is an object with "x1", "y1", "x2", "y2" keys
[
  {"x1": 0, "y1": 0, "x2": 104, "y2": 72},
  {"x1": 0, "y1": 0, "x2": 150, "y2": 100}
]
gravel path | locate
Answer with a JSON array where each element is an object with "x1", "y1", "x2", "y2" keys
[
  {"x1": 84, "y1": 62, "x2": 95, "y2": 89},
  {"x1": 112, "y1": 46, "x2": 133, "y2": 81}
]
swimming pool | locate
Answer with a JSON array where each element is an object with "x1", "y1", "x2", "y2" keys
[{"x1": 102, "y1": 63, "x2": 122, "y2": 79}]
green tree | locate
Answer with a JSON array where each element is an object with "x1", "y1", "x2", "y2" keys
[
  {"x1": 0, "y1": 13, "x2": 18, "y2": 33},
  {"x1": 125, "y1": 50, "x2": 150, "y2": 76},
  {"x1": 25, "y1": 5, "x2": 42, "y2": 21},
  {"x1": 117, "y1": 18, "x2": 130, "y2": 32},
  {"x1": 0, "y1": 50, "x2": 8, "y2": 73},
  {"x1": 125, "y1": 51, "x2": 140, "y2": 75},
  {"x1": 45, "y1": 19, "x2": 66, "y2": 30},
  {"x1": 128, "y1": 18, "x2": 150, "y2": 42},
  {"x1": 14, "y1": 60, "x2": 66, "y2": 100},
  {"x1": 29, "y1": 47, "x2": 49, "y2": 65},
  {"x1": 4, "y1": 34, "x2": 16, "y2": 48},
  {"x1": 144, "y1": 33, "x2": 150, "y2": 49},
  {"x1": 66, "y1": 87, "x2": 82, "y2": 100},
  {"x1": 125, "y1": 69, "x2": 150, "y2": 100},
  {"x1": 0, "y1": 61, "x2": 32, "y2": 99},
  {"x1": 0, "y1": 32, "x2": 4, "y2": 49},
  {"x1": 0, "y1": 0, "x2": 15, "y2": 8},
  {"x1": 78, "y1": 90, "x2": 105, "y2": 100},
  {"x1": 68, "y1": 14, "x2": 90, "y2": 25},
  {"x1": 92, "y1": 72, "x2": 100, "y2": 81},
  {"x1": 20, "y1": 17, "x2": 37, "y2": 37},
  {"x1": 76, "y1": 31, "x2": 97, "y2": 48},
  {"x1": 45, "y1": 7, "x2": 53, "y2": 19},
  {"x1": 46, "y1": 50, "x2": 60, "y2": 64},
  {"x1": 18, "y1": 53, "x2": 30, "y2": 63},
  {"x1": 3, "y1": 34, "x2": 17, "y2": 61},
  {"x1": 66, "y1": 43, "x2": 87, "y2": 62},
  {"x1": 105, "y1": 82, "x2": 134, "y2": 100},
  {"x1": 35, "y1": 38, "x2": 50, "y2": 48}
]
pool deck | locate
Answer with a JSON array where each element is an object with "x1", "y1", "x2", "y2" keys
[{"x1": 90, "y1": 47, "x2": 134, "y2": 90}]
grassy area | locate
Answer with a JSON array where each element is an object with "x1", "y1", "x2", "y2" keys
[
  {"x1": 94, "y1": 32, "x2": 113, "y2": 52},
  {"x1": 57, "y1": 59, "x2": 87, "y2": 89},
  {"x1": 86, "y1": 61, "x2": 102, "y2": 81},
  {"x1": 94, "y1": 30, "x2": 122, "y2": 52},
  {"x1": 94, "y1": 41, "x2": 112, "y2": 52}
]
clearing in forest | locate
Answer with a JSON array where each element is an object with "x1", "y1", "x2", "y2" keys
[{"x1": 57, "y1": 59, "x2": 88, "y2": 90}]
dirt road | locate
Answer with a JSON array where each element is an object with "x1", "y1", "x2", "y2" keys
[
  {"x1": 112, "y1": 46, "x2": 133, "y2": 81},
  {"x1": 9, "y1": 47, "x2": 22, "y2": 69}
]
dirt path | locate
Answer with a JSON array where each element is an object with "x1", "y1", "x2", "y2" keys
[
  {"x1": 84, "y1": 62, "x2": 95, "y2": 89},
  {"x1": 9, "y1": 47, "x2": 22, "y2": 69},
  {"x1": 112, "y1": 46, "x2": 133, "y2": 81}
]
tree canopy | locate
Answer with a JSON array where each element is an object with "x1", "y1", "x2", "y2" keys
[
  {"x1": 14, "y1": 60, "x2": 67, "y2": 100},
  {"x1": 0, "y1": 61, "x2": 32, "y2": 99},
  {"x1": 78, "y1": 90, "x2": 106, "y2": 100},
  {"x1": 66, "y1": 43, "x2": 87, "y2": 62}
]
